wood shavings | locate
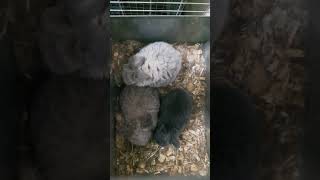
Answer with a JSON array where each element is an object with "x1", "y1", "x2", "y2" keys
[{"x1": 112, "y1": 41, "x2": 209, "y2": 176}]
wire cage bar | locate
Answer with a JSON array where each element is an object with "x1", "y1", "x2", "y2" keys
[{"x1": 110, "y1": 0, "x2": 210, "y2": 17}]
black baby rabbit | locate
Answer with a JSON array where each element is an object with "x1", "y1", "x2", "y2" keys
[{"x1": 153, "y1": 88, "x2": 193, "y2": 148}]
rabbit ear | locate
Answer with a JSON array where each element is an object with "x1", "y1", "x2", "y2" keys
[
  {"x1": 117, "y1": 122, "x2": 128, "y2": 135},
  {"x1": 127, "y1": 57, "x2": 135, "y2": 68},
  {"x1": 131, "y1": 56, "x2": 146, "y2": 67},
  {"x1": 146, "y1": 114, "x2": 152, "y2": 123},
  {"x1": 141, "y1": 114, "x2": 153, "y2": 129},
  {"x1": 122, "y1": 64, "x2": 129, "y2": 70}
]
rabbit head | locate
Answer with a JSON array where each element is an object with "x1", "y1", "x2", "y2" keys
[
  {"x1": 122, "y1": 56, "x2": 151, "y2": 86},
  {"x1": 153, "y1": 124, "x2": 181, "y2": 148},
  {"x1": 153, "y1": 123, "x2": 170, "y2": 147},
  {"x1": 126, "y1": 114, "x2": 155, "y2": 146}
]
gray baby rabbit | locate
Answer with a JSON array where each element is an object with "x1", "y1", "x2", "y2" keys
[
  {"x1": 122, "y1": 42, "x2": 182, "y2": 87},
  {"x1": 120, "y1": 86, "x2": 160, "y2": 146},
  {"x1": 153, "y1": 88, "x2": 193, "y2": 148}
]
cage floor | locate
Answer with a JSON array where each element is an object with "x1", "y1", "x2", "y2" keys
[{"x1": 111, "y1": 41, "x2": 209, "y2": 176}]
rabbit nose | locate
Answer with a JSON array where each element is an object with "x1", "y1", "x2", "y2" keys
[
  {"x1": 130, "y1": 130, "x2": 151, "y2": 146},
  {"x1": 156, "y1": 140, "x2": 167, "y2": 147}
]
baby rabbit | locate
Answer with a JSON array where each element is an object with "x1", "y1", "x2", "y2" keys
[
  {"x1": 38, "y1": 6, "x2": 110, "y2": 79},
  {"x1": 212, "y1": 83, "x2": 262, "y2": 180},
  {"x1": 122, "y1": 42, "x2": 182, "y2": 87},
  {"x1": 120, "y1": 86, "x2": 160, "y2": 146},
  {"x1": 153, "y1": 88, "x2": 193, "y2": 148},
  {"x1": 29, "y1": 76, "x2": 108, "y2": 180}
]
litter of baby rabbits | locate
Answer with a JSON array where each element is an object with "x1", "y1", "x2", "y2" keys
[{"x1": 112, "y1": 40, "x2": 209, "y2": 176}]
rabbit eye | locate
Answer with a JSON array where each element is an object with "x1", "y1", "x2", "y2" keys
[
  {"x1": 141, "y1": 115, "x2": 152, "y2": 129},
  {"x1": 132, "y1": 73, "x2": 137, "y2": 79},
  {"x1": 141, "y1": 119, "x2": 150, "y2": 128}
]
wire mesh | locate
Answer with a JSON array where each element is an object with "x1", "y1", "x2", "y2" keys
[{"x1": 110, "y1": 0, "x2": 210, "y2": 17}]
